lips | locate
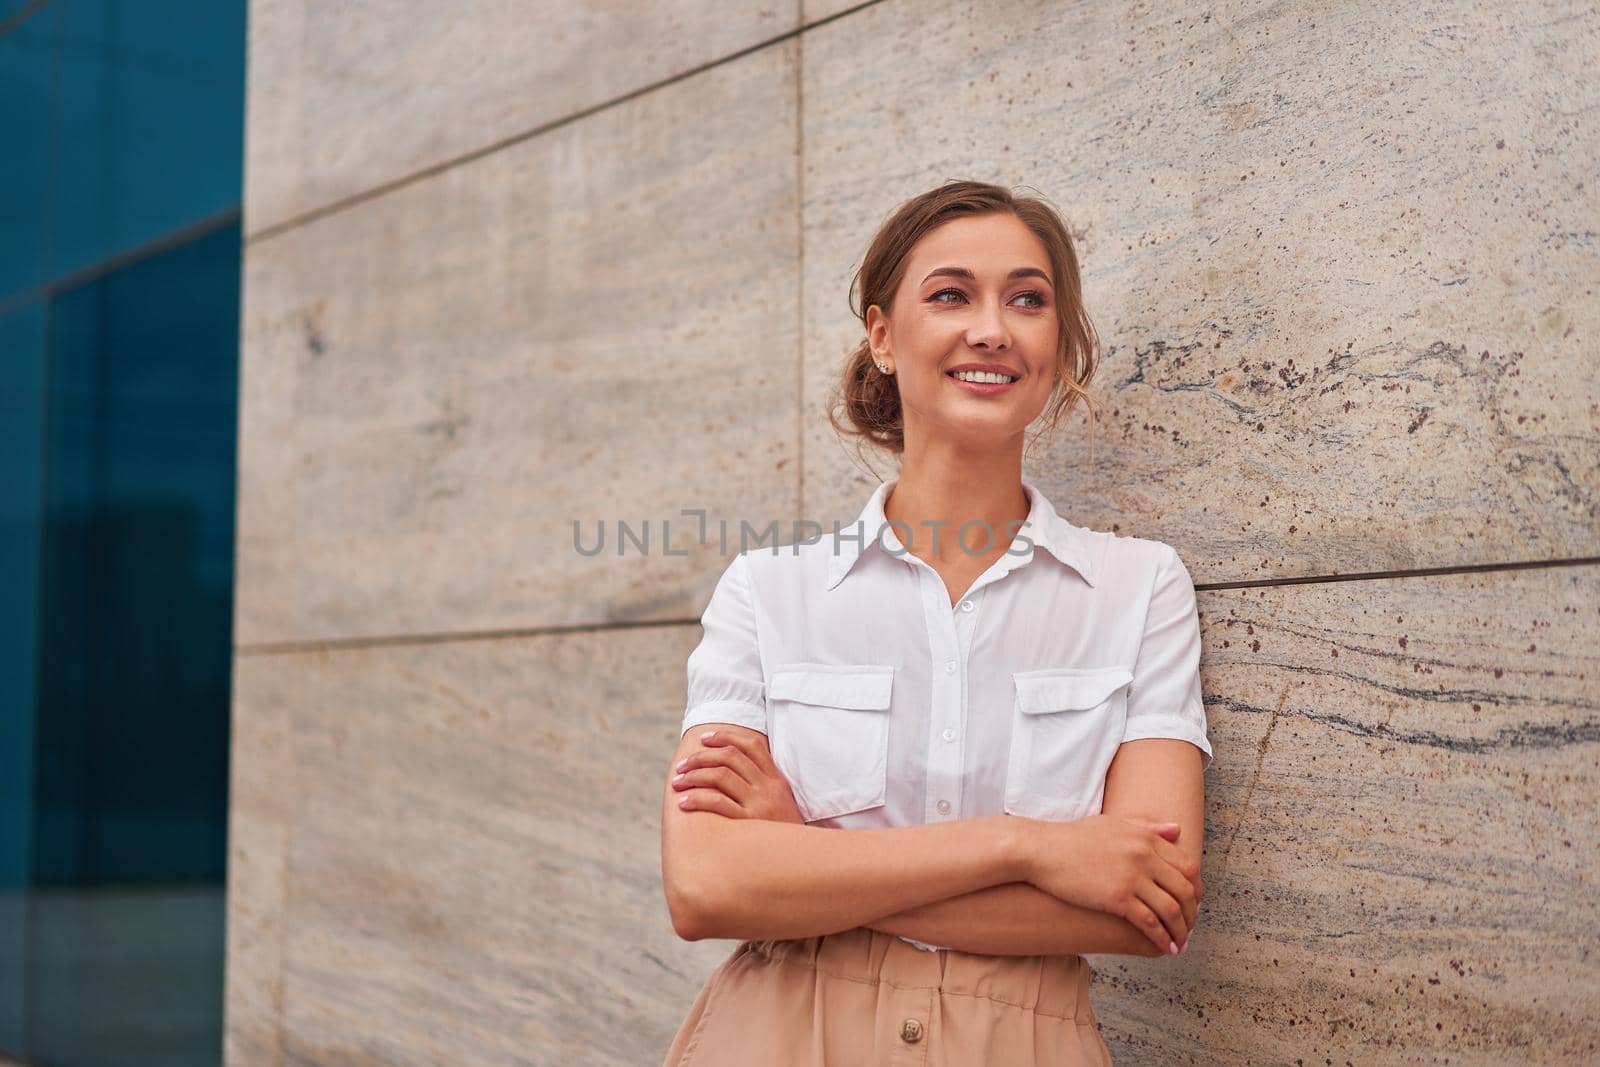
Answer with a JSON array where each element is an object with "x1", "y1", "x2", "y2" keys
[
  {"x1": 946, "y1": 369, "x2": 1021, "y2": 394},
  {"x1": 947, "y1": 369, "x2": 1019, "y2": 384},
  {"x1": 945, "y1": 362, "x2": 1022, "y2": 379}
]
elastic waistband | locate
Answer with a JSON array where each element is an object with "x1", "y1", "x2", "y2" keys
[{"x1": 741, "y1": 926, "x2": 1095, "y2": 1022}]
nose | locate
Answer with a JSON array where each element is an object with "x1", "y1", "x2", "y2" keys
[{"x1": 966, "y1": 298, "x2": 1011, "y2": 351}]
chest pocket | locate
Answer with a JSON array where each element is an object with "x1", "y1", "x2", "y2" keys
[
  {"x1": 1004, "y1": 664, "x2": 1132, "y2": 822},
  {"x1": 768, "y1": 663, "x2": 895, "y2": 823}
]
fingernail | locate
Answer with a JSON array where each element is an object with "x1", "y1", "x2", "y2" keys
[
  {"x1": 1180, "y1": 939, "x2": 1189, "y2": 954},
  {"x1": 1168, "y1": 941, "x2": 1178, "y2": 955},
  {"x1": 701, "y1": 731, "x2": 716, "y2": 741},
  {"x1": 673, "y1": 773, "x2": 685, "y2": 782},
  {"x1": 675, "y1": 759, "x2": 688, "y2": 771}
]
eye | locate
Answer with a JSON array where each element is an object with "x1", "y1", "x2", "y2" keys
[{"x1": 929, "y1": 288, "x2": 1050, "y2": 309}]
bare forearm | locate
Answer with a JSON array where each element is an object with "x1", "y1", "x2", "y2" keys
[
  {"x1": 667, "y1": 814, "x2": 1027, "y2": 942},
  {"x1": 866, "y1": 882, "x2": 1163, "y2": 957}
]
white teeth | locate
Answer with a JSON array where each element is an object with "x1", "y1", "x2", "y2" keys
[{"x1": 951, "y1": 370, "x2": 1017, "y2": 384}]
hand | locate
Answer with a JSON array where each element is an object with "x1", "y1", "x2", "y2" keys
[
  {"x1": 1018, "y1": 814, "x2": 1202, "y2": 957},
  {"x1": 671, "y1": 729, "x2": 805, "y2": 824}
]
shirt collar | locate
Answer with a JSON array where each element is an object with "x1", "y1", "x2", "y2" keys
[{"x1": 824, "y1": 477, "x2": 1096, "y2": 591}]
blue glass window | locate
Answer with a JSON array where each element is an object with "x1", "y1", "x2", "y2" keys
[{"x1": 1, "y1": 2, "x2": 244, "y2": 1063}]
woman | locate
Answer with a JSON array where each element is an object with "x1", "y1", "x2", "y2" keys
[{"x1": 659, "y1": 180, "x2": 1213, "y2": 1065}]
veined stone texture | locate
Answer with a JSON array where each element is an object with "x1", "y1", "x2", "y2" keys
[
  {"x1": 244, "y1": 2, "x2": 799, "y2": 233},
  {"x1": 226, "y1": 567, "x2": 1599, "y2": 1065},
  {"x1": 800, "y1": 0, "x2": 1598, "y2": 575},
  {"x1": 226, "y1": 625, "x2": 735, "y2": 1066},
  {"x1": 236, "y1": 43, "x2": 801, "y2": 646},
  {"x1": 232, "y1": 1, "x2": 1600, "y2": 1064},
  {"x1": 1090, "y1": 565, "x2": 1598, "y2": 1063}
]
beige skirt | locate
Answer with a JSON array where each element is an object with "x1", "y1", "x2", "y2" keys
[{"x1": 661, "y1": 925, "x2": 1114, "y2": 1066}]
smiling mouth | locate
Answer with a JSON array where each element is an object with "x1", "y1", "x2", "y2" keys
[{"x1": 947, "y1": 369, "x2": 1020, "y2": 384}]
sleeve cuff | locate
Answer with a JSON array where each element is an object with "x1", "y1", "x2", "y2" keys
[
  {"x1": 1121, "y1": 714, "x2": 1214, "y2": 771},
  {"x1": 681, "y1": 700, "x2": 768, "y2": 737}
]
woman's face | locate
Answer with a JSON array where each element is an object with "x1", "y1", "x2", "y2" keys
[{"x1": 868, "y1": 212, "x2": 1061, "y2": 450}]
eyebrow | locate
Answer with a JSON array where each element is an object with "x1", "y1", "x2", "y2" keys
[{"x1": 921, "y1": 266, "x2": 1053, "y2": 286}]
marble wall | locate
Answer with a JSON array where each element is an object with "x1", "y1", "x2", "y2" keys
[{"x1": 229, "y1": 1, "x2": 1599, "y2": 1063}]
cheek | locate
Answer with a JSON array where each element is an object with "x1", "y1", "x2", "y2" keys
[{"x1": 904, "y1": 317, "x2": 955, "y2": 350}]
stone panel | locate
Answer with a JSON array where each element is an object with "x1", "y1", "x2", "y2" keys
[
  {"x1": 803, "y1": 0, "x2": 871, "y2": 25},
  {"x1": 1088, "y1": 562, "x2": 1599, "y2": 1064},
  {"x1": 225, "y1": 625, "x2": 734, "y2": 1067},
  {"x1": 225, "y1": 653, "x2": 296, "y2": 1066},
  {"x1": 799, "y1": 0, "x2": 1600, "y2": 573},
  {"x1": 226, "y1": 562, "x2": 1598, "y2": 1065},
  {"x1": 245, "y1": 1, "x2": 799, "y2": 232},
  {"x1": 236, "y1": 43, "x2": 801, "y2": 645}
]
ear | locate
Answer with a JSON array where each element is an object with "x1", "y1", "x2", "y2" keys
[{"x1": 865, "y1": 304, "x2": 890, "y2": 359}]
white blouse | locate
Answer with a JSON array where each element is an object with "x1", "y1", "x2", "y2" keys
[{"x1": 679, "y1": 478, "x2": 1215, "y2": 951}]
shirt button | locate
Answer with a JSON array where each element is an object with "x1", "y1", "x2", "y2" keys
[
  {"x1": 900, "y1": 1018, "x2": 924, "y2": 1043},
  {"x1": 959, "y1": 599, "x2": 973, "y2": 612},
  {"x1": 942, "y1": 727, "x2": 955, "y2": 742},
  {"x1": 944, "y1": 660, "x2": 956, "y2": 674},
  {"x1": 936, "y1": 799, "x2": 951, "y2": 815}
]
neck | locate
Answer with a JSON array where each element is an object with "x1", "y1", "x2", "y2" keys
[{"x1": 883, "y1": 449, "x2": 1030, "y2": 566}]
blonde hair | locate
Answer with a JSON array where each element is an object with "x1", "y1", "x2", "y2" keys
[{"x1": 826, "y1": 179, "x2": 1100, "y2": 475}]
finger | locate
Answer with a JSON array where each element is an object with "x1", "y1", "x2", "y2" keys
[
  {"x1": 1123, "y1": 817, "x2": 1180, "y2": 843},
  {"x1": 1132, "y1": 851, "x2": 1190, "y2": 944},
  {"x1": 703, "y1": 729, "x2": 780, "y2": 775},
  {"x1": 1176, "y1": 872, "x2": 1203, "y2": 934},
  {"x1": 713, "y1": 741, "x2": 768, "y2": 785},
  {"x1": 677, "y1": 746, "x2": 762, "y2": 788},
  {"x1": 672, "y1": 766, "x2": 751, "y2": 806},
  {"x1": 1123, "y1": 897, "x2": 1174, "y2": 956},
  {"x1": 1136, "y1": 880, "x2": 1190, "y2": 950},
  {"x1": 1181, "y1": 876, "x2": 1198, "y2": 929},
  {"x1": 1149, "y1": 862, "x2": 1198, "y2": 941},
  {"x1": 1151, "y1": 836, "x2": 1202, "y2": 884},
  {"x1": 670, "y1": 766, "x2": 742, "y2": 794},
  {"x1": 1148, "y1": 843, "x2": 1200, "y2": 909},
  {"x1": 675, "y1": 787, "x2": 747, "y2": 818}
]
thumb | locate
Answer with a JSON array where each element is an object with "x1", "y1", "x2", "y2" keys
[{"x1": 1149, "y1": 821, "x2": 1182, "y2": 840}]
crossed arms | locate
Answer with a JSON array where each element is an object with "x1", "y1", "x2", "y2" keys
[{"x1": 659, "y1": 724, "x2": 1205, "y2": 958}]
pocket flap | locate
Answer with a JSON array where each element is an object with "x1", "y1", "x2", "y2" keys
[
  {"x1": 769, "y1": 665, "x2": 894, "y2": 710},
  {"x1": 1013, "y1": 665, "x2": 1133, "y2": 714}
]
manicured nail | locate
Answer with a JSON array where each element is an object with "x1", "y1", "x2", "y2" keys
[
  {"x1": 673, "y1": 772, "x2": 685, "y2": 782},
  {"x1": 1168, "y1": 941, "x2": 1179, "y2": 955},
  {"x1": 678, "y1": 796, "x2": 690, "y2": 808},
  {"x1": 701, "y1": 731, "x2": 717, "y2": 741},
  {"x1": 675, "y1": 759, "x2": 688, "y2": 771},
  {"x1": 1179, "y1": 939, "x2": 1189, "y2": 954}
]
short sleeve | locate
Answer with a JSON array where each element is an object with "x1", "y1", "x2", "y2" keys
[
  {"x1": 1121, "y1": 543, "x2": 1214, "y2": 771},
  {"x1": 680, "y1": 552, "x2": 767, "y2": 737}
]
